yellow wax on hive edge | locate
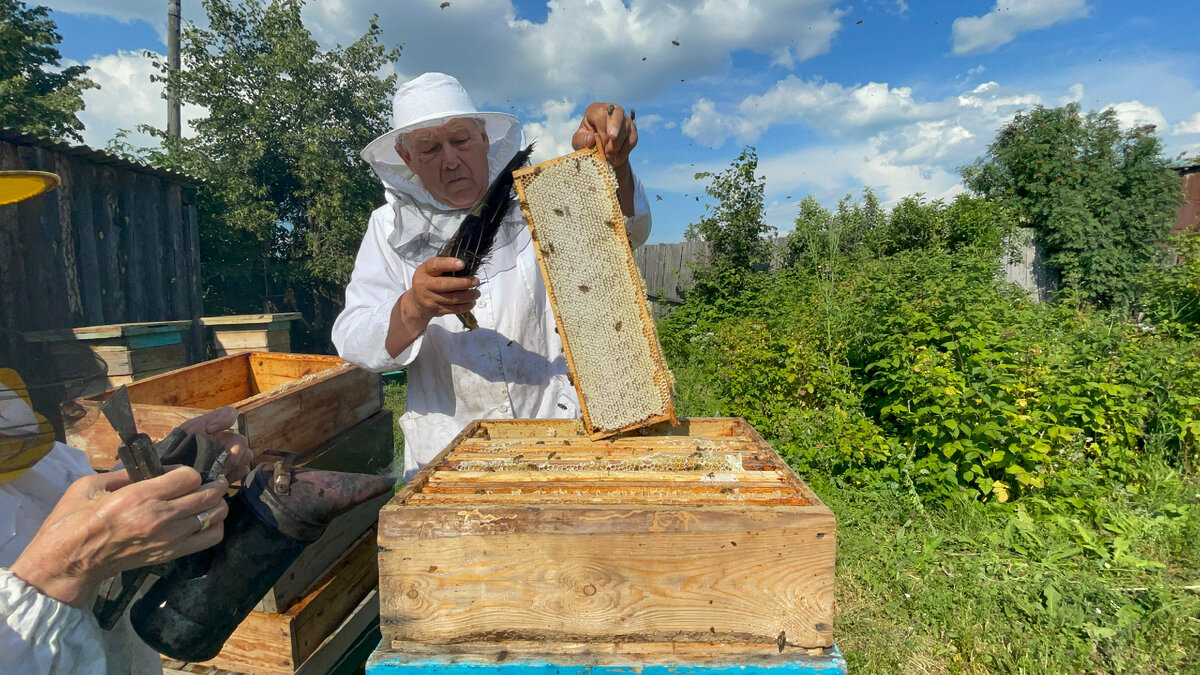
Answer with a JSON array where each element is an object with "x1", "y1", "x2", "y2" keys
[{"x1": 0, "y1": 170, "x2": 60, "y2": 206}]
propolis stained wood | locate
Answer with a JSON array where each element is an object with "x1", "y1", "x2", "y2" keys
[{"x1": 377, "y1": 418, "x2": 836, "y2": 653}]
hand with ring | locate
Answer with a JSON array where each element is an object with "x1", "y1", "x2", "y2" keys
[{"x1": 9, "y1": 466, "x2": 229, "y2": 608}]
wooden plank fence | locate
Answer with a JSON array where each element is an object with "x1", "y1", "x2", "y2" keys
[
  {"x1": 632, "y1": 229, "x2": 1055, "y2": 312},
  {"x1": 0, "y1": 129, "x2": 205, "y2": 362}
]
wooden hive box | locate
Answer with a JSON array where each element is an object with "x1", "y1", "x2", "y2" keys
[
  {"x1": 201, "y1": 312, "x2": 303, "y2": 356},
  {"x1": 23, "y1": 320, "x2": 191, "y2": 391},
  {"x1": 64, "y1": 352, "x2": 381, "y2": 469},
  {"x1": 378, "y1": 417, "x2": 836, "y2": 656}
]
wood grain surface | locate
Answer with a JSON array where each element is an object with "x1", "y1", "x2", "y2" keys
[{"x1": 379, "y1": 418, "x2": 836, "y2": 651}]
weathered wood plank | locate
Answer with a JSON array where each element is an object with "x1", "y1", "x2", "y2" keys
[
  {"x1": 68, "y1": 158, "x2": 104, "y2": 326},
  {"x1": 52, "y1": 151, "x2": 83, "y2": 323},
  {"x1": 141, "y1": 172, "x2": 167, "y2": 320},
  {"x1": 370, "y1": 640, "x2": 843, "y2": 668},
  {"x1": 298, "y1": 408, "x2": 395, "y2": 474},
  {"x1": 90, "y1": 342, "x2": 188, "y2": 377},
  {"x1": 121, "y1": 168, "x2": 146, "y2": 323},
  {"x1": 65, "y1": 402, "x2": 211, "y2": 469},
  {"x1": 379, "y1": 512, "x2": 834, "y2": 647},
  {"x1": 16, "y1": 145, "x2": 70, "y2": 330},
  {"x1": 239, "y1": 359, "x2": 381, "y2": 460},
  {"x1": 166, "y1": 182, "x2": 188, "y2": 319},
  {"x1": 0, "y1": 142, "x2": 27, "y2": 333},
  {"x1": 213, "y1": 327, "x2": 290, "y2": 355},
  {"x1": 183, "y1": 194, "x2": 205, "y2": 361}
]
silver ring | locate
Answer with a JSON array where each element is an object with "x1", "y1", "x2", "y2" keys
[{"x1": 196, "y1": 509, "x2": 214, "y2": 532}]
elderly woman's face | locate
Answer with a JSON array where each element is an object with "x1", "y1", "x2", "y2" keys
[{"x1": 397, "y1": 118, "x2": 490, "y2": 208}]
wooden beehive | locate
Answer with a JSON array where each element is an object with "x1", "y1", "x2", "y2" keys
[
  {"x1": 64, "y1": 352, "x2": 381, "y2": 469},
  {"x1": 23, "y1": 320, "x2": 191, "y2": 391},
  {"x1": 378, "y1": 417, "x2": 836, "y2": 655},
  {"x1": 201, "y1": 312, "x2": 302, "y2": 356}
]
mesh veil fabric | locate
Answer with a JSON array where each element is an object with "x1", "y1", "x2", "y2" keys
[{"x1": 514, "y1": 147, "x2": 674, "y2": 436}]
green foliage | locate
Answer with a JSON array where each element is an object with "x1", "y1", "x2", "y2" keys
[
  {"x1": 663, "y1": 242, "x2": 1200, "y2": 672},
  {"x1": 963, "y1": 104, "x2": 1182, "y2": 310},
  {"x1": 136, "y1": 0, "x2": 398, "y2": 328},
  {"x1": 827, "y1": 470, "x2": 1199, "y2": 673},
  {"x1": 0, "y1": 0, "x2": 97, "y2": 141},
  {"x1": 783, "y1": 189, "x2": 884, "y2": 266},
  {"x1": 782, "y1": 190, "x2": 1017, "y2": 268},
  {"x1": 663, "y1": 244, "x2": 1200, "y2": 502},
  {"x1": 1141, "y1": 229, "x2": 1200, "y2": 335},
  {"x1": 686, "y1": 147, "x2": 774, "y2": 277},
  {"x1": 872, "y1": 193, "x2": 1018, "y2": 258}
]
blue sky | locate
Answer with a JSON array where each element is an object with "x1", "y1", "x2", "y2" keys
[{"x1": 44, "y1": 0, "x2": 1200, "y2": 244}]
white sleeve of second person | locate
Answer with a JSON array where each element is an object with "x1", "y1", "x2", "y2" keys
[
  {"x1": 331, "y1": 207, "x2": 421, "y2": 373},
  {"x1": 0, "y1": 568, "x2": 108, "y2": 675}
]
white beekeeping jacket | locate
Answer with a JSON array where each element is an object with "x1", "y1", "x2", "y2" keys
[{"x1": 332, "y1": 118, "x2": 650, "y2": 481}]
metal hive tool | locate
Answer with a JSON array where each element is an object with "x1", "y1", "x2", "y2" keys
[{"x1": 513, "y1": 145, "x2": 675, "y2": 438}]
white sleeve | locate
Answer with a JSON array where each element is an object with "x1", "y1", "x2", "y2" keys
[
  {"x1": 624, "y1": 169, "x2": 652, "y2": 249},
  {"x1": 332, "y1": 209, "x2": 423, "y2": 373},
  {"x1": 0, "y1": 568, "x2": 107, "y2": 675}
]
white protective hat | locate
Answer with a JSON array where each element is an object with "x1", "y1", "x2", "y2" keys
[{"x1": 360, "y1": 72, "x2": 522, "y2": 207}]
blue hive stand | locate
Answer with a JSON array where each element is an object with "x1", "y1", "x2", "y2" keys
[{"x1": 365, "y1": 644, "x2": 848, "y2": 674}]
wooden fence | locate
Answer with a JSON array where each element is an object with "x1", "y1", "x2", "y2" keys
[
  {"x1": 632, "y1": 229, "x2": 1055, "y2": 312},
  {"x1": 0, "y1": 129, "x2": 205, "y2": 359}
]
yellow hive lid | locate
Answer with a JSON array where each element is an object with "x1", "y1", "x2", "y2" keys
[{"x1": 0, "y1": 171, "x2": 60, "y2": 206}]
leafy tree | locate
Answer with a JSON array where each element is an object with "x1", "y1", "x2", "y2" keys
[
  {"x1": 874, "y1": 193, "x2": 1017, "y2": 258},
  {"x1": 687, "y1": 147, "x2": 773, "y2": 273},
  {"x1": 962, "y1": 103, "x2": 1181, "y2": 309},
  {"x1": 784, "y1": 189, "x2": 885, "y2": 267},
  {"x1": 139, "y1": 0, "x2": 398, "y2": 346},
  {"x1": 0, "y1": 0, "x2": 96, "y2": 141}
]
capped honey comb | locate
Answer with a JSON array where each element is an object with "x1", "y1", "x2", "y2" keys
[{"x1": 513, "y1": 145, "x2": 674, "y2": 438}]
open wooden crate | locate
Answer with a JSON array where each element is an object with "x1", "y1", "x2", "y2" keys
[
  {"x1": 166, "y1": 528, "x2": 380, "y2": 675},
  {"x1": 378, "y1": 417, "x2": 836, "y2": 656},
  {"x1": 64, "y1": 352, "x2": 381, "y2": 469}
]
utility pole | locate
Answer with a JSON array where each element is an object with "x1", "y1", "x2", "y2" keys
[{"x1": 167, "y1": 0, "x2": 181, "y2": 138}]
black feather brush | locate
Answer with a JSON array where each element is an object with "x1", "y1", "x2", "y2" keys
[{"x1": 438, "y1": 142, "x2": 535, "y2": 330}]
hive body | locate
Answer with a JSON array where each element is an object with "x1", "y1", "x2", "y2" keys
[
  {"x1": 377, "y1": 418, "x2": 837, "y2": 656},
  {"x1": 513, "y1": 147, "x2": 674, "y2": 437}
]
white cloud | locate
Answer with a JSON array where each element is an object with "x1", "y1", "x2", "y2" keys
[
  {"x1": 683, "y1": 77, "x2": 940, "y2": 149},
  {"x1": 42, "y1": 0, "x2": 160, "y2": 26},
  {"x1": 76, "y1": 50, "x2": 201, "y2": 150},
  {"x1": 952, "y1": 0, "x2": 1091, "y2": 55},
  {"x1": 520, "y1": 98, "x2": 582, "y2": 164},
  {"x1": 1174, "y1": 112, "x2": 1200, "y2": 135},
  {"x1": 1106, "y1": 100, "x2": 1167, "y2": 132},
  {"x1": 1058, "y1": 83, "x2": 1084, "y2": 105},
  {"x1": 301, "y1": 0, "x2": 847, "y2": 111},
  {"x1": 674, "y1": 77, "x2": 1052, "y2": 232}
]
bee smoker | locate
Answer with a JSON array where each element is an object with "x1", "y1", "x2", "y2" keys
[{"x1": 128, "y1": 453, "x2": 395, "y2": 662}]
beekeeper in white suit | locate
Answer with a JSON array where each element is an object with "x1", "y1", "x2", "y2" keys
[
  {"x1": 332, "y1": 72, "x2": 651, "y2": 481},
  {"x1": 0, "y1": 367, "x2": 251, "y2": 674}
]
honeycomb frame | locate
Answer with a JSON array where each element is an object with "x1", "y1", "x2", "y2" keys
[{"x1": 513, "y1": 144, "x2": 675, "y2": 439}]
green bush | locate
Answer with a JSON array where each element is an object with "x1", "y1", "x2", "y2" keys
[{"x1": 662, "y1": 246, "x2": 1200, "y2": 502}]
